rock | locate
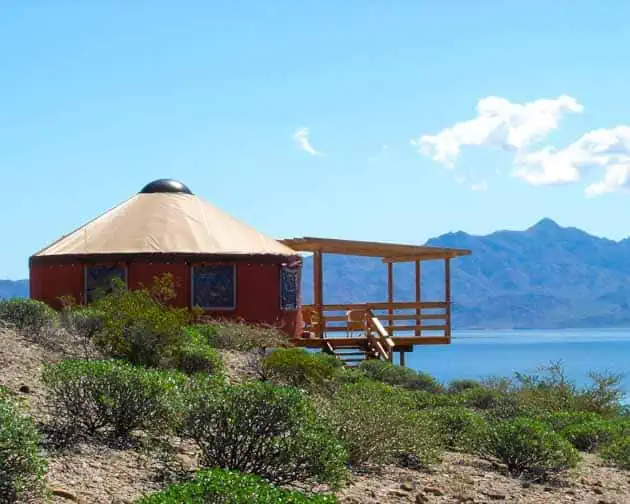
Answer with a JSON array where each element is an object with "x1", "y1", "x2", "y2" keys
[
  {"x1": 389, "y1": 490, "x2": 410, "y2": 498},
  {"x1": 544, "y1": 486, "x2": 554, "y2": 492},
  {"x1": 594, "y1": 488, "x2": 604, "y2": 495},
  {"x1": 52, "y1": 488, "x2": 81, "y2": 502},
  {"x1": 424, "y1": 486, "x2": 444, "y2": 496},
  {"x1": 484, "y1": 491, "x2": 507, "y2": 500},
  {"x1": 521, "y1": 482, "x2": 531, "y2": 489},
  {"x1": 19, "y1": 384, "x2": 30, "y2": 393},
  {"x1": 401, "y1": 481, "x2": 415, "y2": 492},
  {"x1": 415, "y1": 493, "x2": 429, "y2": 504}
]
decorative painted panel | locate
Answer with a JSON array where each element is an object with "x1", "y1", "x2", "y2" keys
[
  {"x1": 280, "y1": 265, "x2": 300, "y2": 311},
  {"x1": 192, "y1": 264, "x2": 236, "y2": 309},
  {"x1": 85, "y1": 265, "x2": 126, "y2": 303}
]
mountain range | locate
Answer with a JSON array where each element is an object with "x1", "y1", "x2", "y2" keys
[
  {"x1": 2, "y1": 218, "x2": 630, "y2": 329},
  {"x1": 300, "y1": 218, "x2": 630, "y2": 329}
]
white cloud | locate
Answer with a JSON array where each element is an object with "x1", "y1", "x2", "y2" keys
[
  {"x1": 513, "y1": 126, "x2": 630, "y2": 196},
  {"x1": 412, "y1": 95, "x2": 583, "y2": 166},
  {"x1": 471, "y1": 180, "x2": 488, "y2": 191},
  {"x1": 292, "y1": 127, "x2": 326, "y2": 157}
]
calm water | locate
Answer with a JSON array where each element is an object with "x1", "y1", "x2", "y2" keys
[{"x1": 404, "y1": 328, "x2": 630, "y2": 400}]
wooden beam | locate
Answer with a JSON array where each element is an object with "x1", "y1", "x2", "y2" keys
[
  {"x1": 399, "y1": 350, "x2": 406, "y2": 367},
  {"x1": 387, "y1": 262, "x2": 394, "y2": 334},
  {"x1": 415, "y1": 260, "x2": 421, "y2": 336},
  {"x1": 313, "y1": 250, "x2": 323, "y2": 338},
  {"x1": 445, "y1": 257, "x2": 452, "y2": 343},
  {"x1": 382, "y1": 252, "x2": 461, "y2": 263}
]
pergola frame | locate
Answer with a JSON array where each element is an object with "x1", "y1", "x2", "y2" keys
[{"x1": 280, "y1": 237, "x2": 471, "y2": 365}]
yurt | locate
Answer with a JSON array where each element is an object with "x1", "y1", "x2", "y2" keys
[{"x1": 29, "y1": 179, "x2": 303, "y2": 336}]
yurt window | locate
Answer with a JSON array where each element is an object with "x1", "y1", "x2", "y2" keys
[
  {"x1": 85, "y1": 264, "x2": 127, "y2": 304},
  {"x1": 191, "y1": 264, "x2": 236, "y2": 310},
  {"x1": 280, "y1": 265, "x2": 300, "y2": 311}
]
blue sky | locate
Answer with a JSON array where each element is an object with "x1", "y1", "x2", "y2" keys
[{"x1": 2, "y1": 1, "x2": 630, "y2": 279}]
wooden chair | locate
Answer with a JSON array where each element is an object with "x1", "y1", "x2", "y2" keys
[
  {"x1": 346, "y1": 309, "x2": 366, "y2": 338},
  {"x1": 302, "y1": 308, "x2": 321, "y2": 339}
]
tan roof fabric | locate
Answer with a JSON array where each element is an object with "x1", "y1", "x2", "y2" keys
[{"x1": 34, "y1": 192, "x2": 298, "y2": 257}]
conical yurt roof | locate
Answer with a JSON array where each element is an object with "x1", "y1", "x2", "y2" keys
[{"x1": 33, "y1": 179, "x2": 297, "y2": 258}]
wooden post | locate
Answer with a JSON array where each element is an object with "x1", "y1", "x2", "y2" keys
[
  {"x1": 445, "y1": 257, "x2": 451, "y2": 342},
  {"x1": 415, "y1": 260, "x2": 421, "y2": 336},
  {"x1": 399, "y1": 350, "x2": 406, "y2": 367},
  {"x1": 314, "y1": 250, "x2": 323, "y2": 339},
  {"x1": 387, "y1": 262, "x2": 394, "y2": 335}
]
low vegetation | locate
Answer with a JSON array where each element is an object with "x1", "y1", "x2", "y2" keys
[
  {"x1": 261, "y1": 347, "x2": 343, "y2": 391},
  {"x1": 182, "y1": 380, "x2": 347, "y2": 487},
  {"x1": 0, "y1": 298, "x2": 57, "y2": 335},
  {"x1": 0, "y1": 392, "x2": 47, "y2": 502},
  {"x1": 42, "y1": 359, "x2": 189, "y2": 440},
  {"x1": 322, "y1": 379, "x2": 441, "y2": 468},
  {"x1": 476, "y1": 417, "x2": 581, "y2": 480},
  {"x1": 134, "y1": 468, "x2": 339, "y2": 504}
]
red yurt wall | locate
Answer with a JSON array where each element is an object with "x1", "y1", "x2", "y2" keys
[{"x1": 30, "y1": 257, "x2": 302, "y2": 338}]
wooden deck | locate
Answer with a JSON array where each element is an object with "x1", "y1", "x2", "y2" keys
[{"x1": 292, "y1": 301, "x2": 451, "y2": 365}]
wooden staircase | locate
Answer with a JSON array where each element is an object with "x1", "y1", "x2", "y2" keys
[{"x1": 320, "y1": 311, "x2": 395, "y2": 367}]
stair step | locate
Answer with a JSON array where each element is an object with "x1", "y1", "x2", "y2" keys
[
  {"x1": 341, "y1": 358, "x2": 365, "y2": 363},
  {"x1": 334, "y1": 352, "x2": 366, "y2": 357}
]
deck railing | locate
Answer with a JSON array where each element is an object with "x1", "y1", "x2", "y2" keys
[{"x1": 301, "y1": 301, "x2": 450, "y2": 340}]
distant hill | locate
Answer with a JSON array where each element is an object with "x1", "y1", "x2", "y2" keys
[
  {"x1": 0, "y1": 279, "x2": 28, "y2": 299},
  {"x1": 301, "y1": 218, "x2": 630, "y2": 329},
  {"x1": 4, "y1": 218, "x2": 630, "y2": 328}
]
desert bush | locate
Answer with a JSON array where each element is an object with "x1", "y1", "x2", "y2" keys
[
  {"x1": 448, "y1": 379, "x2": 483, "y2": 394},
  {"x1": 413, "y1": 390, "x2": 464, "y2": 409},
  {"x1": 460, "y1": 387, "x2": 505, "y2": 411},
  {"x1": 0, "y1": 396, "x2": 47, "y2": 502},
  {"x1": 261, "y1": 348, "x2": 343, "y2": 391},
  {"x1": 134, "y1": 468, "x2": 339, "y2": 504},
  {"x1": 476, "y1": 417, "x2": 580, "y2": 480},
  {"x1": 359, "y1": 360, "x2": 443, "y2": 393},
  {"x1": 61, "y1": 307, "x2": 105, "y2": 340},
  {"x1": 91, "y1": 275, "x2": 192, "y2": 367},
  {"x1": 189, "y1": 321, "x2": 289, "y2": 351},
  {"x1": 43, "y1": 359, "x2": 187, "y2": 439},
  {"x1": 176, "y1": 330, "x2": 224, "y2": 376},
  {"x1": 323, "y1": 379, "x2": 441, "y2": 468},
  {"x1": 600, "y1": 436, "x2": 630, "y2": 469},
  {"x1": 574, "y1": 371, "x2": 627, "y2": 416},
  {"x1": 537, "y1": 411, "x2": 602, "y2": 433},
  {"x1": 560, "y1": 419, "x2": 616, "y2": 452},
  {"x1": 0, "y1": 298, "x2": 57, "y2": 335},
  {"x1": 183, "y1": 381, "x2": 347, "y2": 487},
  {"x1": 426, "y1": 406, "x2": 487, "y2": 451}
]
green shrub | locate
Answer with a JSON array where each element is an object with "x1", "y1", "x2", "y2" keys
[
  {"x1": 448, "y1": 379, "x2": 483, "y2": 394},
  {"x1": 61, "y1": 307, "x2": 105, "y2": 340},
  {"x1": 134, "y1": 468, "x2": 339, "y2": 504},
  {"x1": 359, "y1": 360, "x2": 443, "y2": 393},
  {"x1": 90, "y1": 275, "x2": 192, "y2": 367},
  {"x1": 183, "y1": 381, "x2": 347, "y2": 487},
  {"x1": 323, "y1": 379, "x2": 441, "y2": 468},
  {"x1": 459, "y1": 387, "x2": 505, "y2": 411},
  {"x1": 176, "y1": 331, "x2": 224, "y2": 376},
  {"x1": 413, "y1": 390, "x2": 463, "y2": 409},
  {"x1": 0, "y1": 396, "x2": 47, "y2": 502},
  {"x1": 43, "y1": 359, "x2": 187, "y2": 439},
  {"x1": 189, "y1": 321, "x2": 289, "y2": 351},
  {"x1": 426, "y1": 406, "x2": 487, "y2": 451},
  {"x1": 261, "y1": 348, "x2": 343, "y2": 391},
  {"x1": 561, "y1": 419, "x2": 616, "y2": 452},
  {"x1": 476, "y1": 417, "x2": 580, "y2": 480},
  {"x1": 537, "y1": 411, "x2": 602, "y2": 433},
  {"x1": 600, "y1": 436, "x2": 630, "y2": 469},
  {"x1": 0, "y1": 298, "x2": 57, "y2": 334}
]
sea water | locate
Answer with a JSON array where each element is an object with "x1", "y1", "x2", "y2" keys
[{"x1": 405, "y1": 328, "x2": 630, "y2": 401}]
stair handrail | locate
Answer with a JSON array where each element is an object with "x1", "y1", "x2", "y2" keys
[{"x1": 367, "y1": 310, "x2": 395, "y2": 361}]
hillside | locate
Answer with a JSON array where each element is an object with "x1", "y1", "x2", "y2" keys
[{"x1": 301, "y1": 218, "x2": 630, "y2": 329}]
